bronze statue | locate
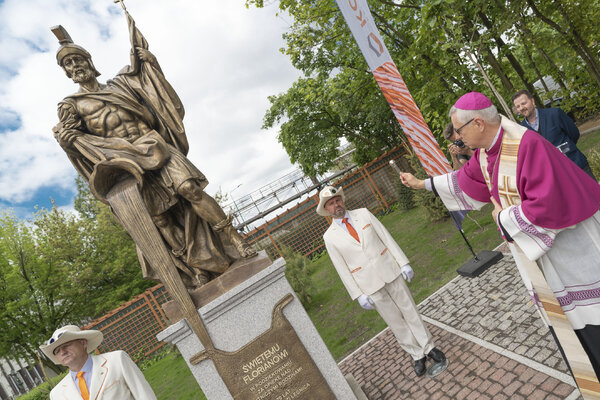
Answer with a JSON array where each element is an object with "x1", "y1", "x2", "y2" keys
[{"x1": 51, "y1": 5, "x2": 256, "y2": 291}]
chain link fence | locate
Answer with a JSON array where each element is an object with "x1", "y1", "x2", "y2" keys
[{"x1": 83, "y1": 285, "x2": 171, "y2": 360}]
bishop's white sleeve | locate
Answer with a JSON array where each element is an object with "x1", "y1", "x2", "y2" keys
[
  {"x1": 431, "y1": 172, "x2": 488, "y2": 212},
  {"x1": 498, "y1": 205, "x2": 560, "y2": 261}
]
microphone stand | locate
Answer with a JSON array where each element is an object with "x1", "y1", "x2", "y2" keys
[{"x1": 449, "y1": 211, "x2": 503, "y2": 278}]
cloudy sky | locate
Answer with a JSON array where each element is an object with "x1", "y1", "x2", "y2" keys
[{"x1": 0, "y1": 0, "x2": 300, "y2": 217}]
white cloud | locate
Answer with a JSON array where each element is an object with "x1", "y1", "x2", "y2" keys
[{"x1": 0, "y1": 0, "x2": 299, "y2": 208}]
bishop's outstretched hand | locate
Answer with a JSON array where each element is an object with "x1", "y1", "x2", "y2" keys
[{"x1": 398, "y1": 172, "x2": 426, "y2": 190}]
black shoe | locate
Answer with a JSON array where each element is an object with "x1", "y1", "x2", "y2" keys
[
  {"x1": 414, "y1": 357, "x2": 426, "y2": 376},
  {"x1": 427, "y1": 348, "x2": 446, "y2": 363}
]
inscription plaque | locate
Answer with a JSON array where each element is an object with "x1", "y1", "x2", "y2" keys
[{"x1": 191, "y1": 293, "x2": 336, "y2": 399}]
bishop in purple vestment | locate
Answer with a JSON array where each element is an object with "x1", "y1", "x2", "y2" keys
[{"x1": 400, "y1": 92, "x2": 600, "y2": 382}]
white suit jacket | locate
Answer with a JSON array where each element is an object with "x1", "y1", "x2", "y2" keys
[
  {"x1": 50, "y1": 351, "x2": 157, "y2": 400},
  {"x1": 323, "y1": 208, "x2": 409, "y2": 299}
]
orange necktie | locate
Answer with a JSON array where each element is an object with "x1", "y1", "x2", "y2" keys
[
  {"x1": 76, "y1": 371, "x2": 90, "y2": 400},
  {"x1": 342, "y1": 218, "x2": 360, "y2": 242}
]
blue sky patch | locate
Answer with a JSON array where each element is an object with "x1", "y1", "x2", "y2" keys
[
  {"x1": 0, "y1": 108, "x2": 22, "y2": 132},
  {"x1": 0, "y1": 184, "x2": 76, "y2": 219}
]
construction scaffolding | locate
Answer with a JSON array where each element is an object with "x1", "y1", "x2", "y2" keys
[
  {"x1": 223, "y1": 169, "x2": 325, "y2": 233},
  {"x1": 223, "y1": 143, "x2": 358, "y2": 233}
]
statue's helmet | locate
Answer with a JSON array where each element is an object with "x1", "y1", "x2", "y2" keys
[{"x1": 51, "y1": 25, "x2": 101, "y2": 78}]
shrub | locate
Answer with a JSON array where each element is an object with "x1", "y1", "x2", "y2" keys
[
  {"x1": 137, "y1": 344, "x2": 177, "y2": 371},
  {"x1": 384, "y1": 155, "x2": 416, "y2": 211},
  {"x1": 280, "y1": 246, "x2": 314, "y2": 308},
  {"x1": 16, "y1": 374, "x2": 65, "y2": 400}
]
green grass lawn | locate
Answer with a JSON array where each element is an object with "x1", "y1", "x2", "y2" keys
[
  {"x1": 577, "y1": 128, "x2": 600, "y2": 153},
  {"x1": 143, "y1": 352, "x2": 206, "y2": 400}
]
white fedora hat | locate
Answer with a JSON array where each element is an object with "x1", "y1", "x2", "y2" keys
[
  {"x1": 316, "y1": 185, "x2": 345, "y2": 216},
  {"x1": 39, "y1": 325, "x2": 103, "y2": 365}
]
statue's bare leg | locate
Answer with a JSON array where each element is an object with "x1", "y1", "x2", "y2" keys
[
  {"x1": 152, "y1": 212, "x2": 186, "y2": 257},
  {"x1": 178, "y1": 181, "x2": 257, "y2": 258}
]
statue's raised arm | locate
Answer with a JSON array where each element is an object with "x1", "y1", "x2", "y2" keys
[{"x1": 120, "y1": 7, "x2": 163, "y2": 76}]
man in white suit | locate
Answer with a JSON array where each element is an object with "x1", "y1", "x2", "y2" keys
[
  {"x1": 40, "y1": 325, "x2": 157, "y2": 399},
  {"x1": 317, "y1": 185, "x2": 446, "y2": 376}
]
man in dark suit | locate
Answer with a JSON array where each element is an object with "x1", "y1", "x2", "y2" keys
[{"x1": 512, "y1": 90, "x2": 596, "y2": 179}]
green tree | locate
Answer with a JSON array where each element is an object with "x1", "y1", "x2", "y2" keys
[
  {"x1": 213, "y1": 186, "x2": 229, "y2": 208},
  {"x1": 523, "y1": 0, "x2": 600, "y2": 89},
  {"x1": 250, "y1": 0, "x2": 479, "y2": 172},
  {"x1": 0, "y1": 208, "x2": 95, "y2": 373},
  {"x1": 72, "y1": 181, "x2": 155, "y2": 315},
  {"x1": 73, "y1": 175, "x2": 101, "y2": 220},
  {"x1": 0, "y1": 185, "x2": 153, "y2": 373},
  {"x1": 250, "y1": 0, "x2": 600, "y2": 164},
  {"x1": 263, "y1": 73, "x2": 401, "y2": 176}
]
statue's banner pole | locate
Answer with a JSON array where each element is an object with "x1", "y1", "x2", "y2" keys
[
  {"x1": 335, "y1": 0, "x2": 452, "y2": 176},
  {"x1": 114, "y1": 0, "x2": 126, "y2": 11}
]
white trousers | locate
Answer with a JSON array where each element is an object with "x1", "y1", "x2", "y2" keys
[{"x1": 370, "y1": 276, "x2": 434, "y2": 360}]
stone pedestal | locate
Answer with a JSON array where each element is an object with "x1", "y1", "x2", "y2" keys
[{"x1": 157, "y1": 257, "x2": 358, "y2": 399}]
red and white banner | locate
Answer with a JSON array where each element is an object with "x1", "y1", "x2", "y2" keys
[{"x1": 335, "y1": 0, "x2": 451, "y2": 176}]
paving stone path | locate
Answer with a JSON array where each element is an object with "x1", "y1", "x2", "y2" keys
[
  {"x1": 338, "y1": 251, "x2": 584, "y2": 400},
  {"x1": 418, "y1": 255, "x2": 567, "y2": 372}
]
